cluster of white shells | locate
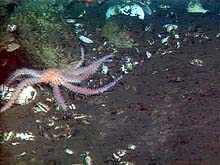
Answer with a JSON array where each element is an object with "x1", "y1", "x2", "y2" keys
[{"x1": 0, "y1": 85, "x2": 37, "y2": 105}]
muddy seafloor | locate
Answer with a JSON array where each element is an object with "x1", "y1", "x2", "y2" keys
[{"x1": 0, "y1": 3, "x2": 220, "y2": 165}]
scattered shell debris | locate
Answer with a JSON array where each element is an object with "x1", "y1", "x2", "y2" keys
[
  {"x1": 121, "y1": 57, "x2": 139, "y2": 74},
  {"x1": 2, "y1": 131, "x2": 35, "y2": 142},
  {"x1": 55, "y1": 102, "x2": 76, "y2": 112},
  {"x1": 113, "y1": 149, "x2": 127, "y2": 161},
  {"x1": 15, "y1": 132, "x2": 35, "y2": 141},
  {"x1": 160, "y1": 50, "x2": 174, "y2": 55},
  {"x1": 41, "y1": 123, "x2": 75, "y2": 140},
  {"x1": 73, "y1": 113, "x2": 91, "y2": 120},
  {"x1": 111, "y1": 144, "x2": 137, "y2": 164},
  {"x1": 158, "y1": 22, "x2": 181, "y2": 49},
  {"x1": 33, "y1": 102, "x2": 50, "y2": 113},
  {"x1": 69, "y1": 103, "x2": 77, "y2": 110},
  {"x1": 33, "y1": 113, "x2": 90, "y2": 141},
  {"x1": 0, "y1": 85, "x2": 37, "y2": 105},
  {"x1": 189, "y1": 59, "x2": 204, "y2": 66}
]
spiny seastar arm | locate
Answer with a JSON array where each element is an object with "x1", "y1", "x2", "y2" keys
[
  {"x1": 64, "y1": 54, "x2": 113, "y2": 81},
  {"x1": 51, "y1": 84, "x2": 67, "y2": 111},
  {"x1": 63, "y1": 75, "x2": 122, "y2": 95},
  {"x1": 6, "y1": 68, "x2": 42, "y2": 86},
  {"x1": 73, "y1": 47, "x2": 85, "y2": 69},
  {"x1": 0, "y1": 78, "x2": 41, "y2": 113}
]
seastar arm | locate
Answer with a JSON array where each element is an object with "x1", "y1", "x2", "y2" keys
[
  {"x1": 6, "y1": 68, "x2": 42, "y2": 86},
  {"x1": 73, "y1": 47, "x2": 85, "y2": 69},
  {"x1": 51, "y1": 84, "x2": 68, "y2": 111},
  {"x1": 0, "y1": 78, "x2": 41, "y2": 113},
  {"x1": 63, "y1": 75, "x2": 122, "y2": 95},
  {"x1": 64, "y1": 54, "x2": 113, "y2": 81}
]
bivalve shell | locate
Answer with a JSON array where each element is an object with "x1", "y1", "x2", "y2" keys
[{"x1": 78, "y1": 35, "x2": 94, "y2": 44}]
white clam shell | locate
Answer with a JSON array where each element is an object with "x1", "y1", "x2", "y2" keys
[
  {"x1": 78, "y1": 35, "x2": 94, "y2": 44},
  {"x1": 64, "y1": 148, "x2": 75, "y2": 155}
]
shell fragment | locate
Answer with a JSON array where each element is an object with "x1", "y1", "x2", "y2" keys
[
  {"x1": 78, "y1": 35, "x2": 94, "y2": 44},
  {"x1": 33, "y1": 102, "x2": 50, "y2": 113},
  {"x1": 189, "y1": 59, "x2": 204, "y2": 66},
  {"x1": 145, "y1": 51, "x2": 152, "y2": 59},
  {"x1": 101, "y1": 64, "x2": 109, "y2": 75},
  {"x1": 64, "y1": 148, "x2": 75, "y2": 155}
]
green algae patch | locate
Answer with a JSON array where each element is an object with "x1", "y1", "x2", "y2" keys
[
  {"x1": 8, "y1": 1, "x2": 80, "y2": 69},
  {"x1": 102, "y1": 20, "x2": 137, "y2": 49}
]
